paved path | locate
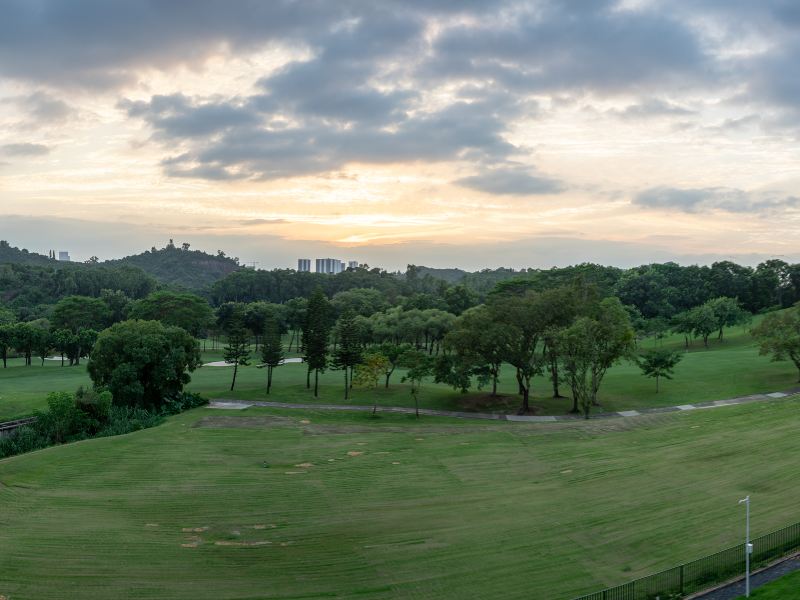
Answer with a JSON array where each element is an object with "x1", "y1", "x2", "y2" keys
[
  {"x1": 209, "y1": 385, "x2": 800, "y2": 422},
  {"x1": 691, "y1": 555, "x2": 800, "y2": 599}
]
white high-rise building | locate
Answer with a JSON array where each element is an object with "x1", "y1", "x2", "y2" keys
[
  {"x1": 58, "y1": 251, "x2": 71, "y2": 262},
  {"x1": 348, "y1": 260, "x2": 359, "y2": 270},
  {"x1": 315, "y1": 258, "x2": 345, "y2": 274},
  {"x1": 297, "y1": 258, "x2": 311, "y2": 272}
]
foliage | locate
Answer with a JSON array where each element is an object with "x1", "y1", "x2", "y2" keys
[
  {"x1": 353, "y1": 351, "x2": 390, "y2": 414},
  {"x1": 752, "y1": 305, "x2": 800, "y2": 381},
  {"x1": 332, "y1": 310, "x2": 363, "y2": 399},
  {"x1": 304, "y1": 287, "x2": 333, "y2": 397},
  {"x1": 638, "y1": 349, "x2": 683, "y2": 392},
  {"x1": 104, "y1": 241, "x2": 241, "y2": 290},
  {"x1": 87, "y1": 319, "x2": 201, "y2": 409},
  {"x1": 399, "y1": 348, "x2": 435, "y2": 417},
  {"x1": 222, "y1": 309, "x2": 251, "y2": 392},
  {"x1": 259, "y1": 315, "x2": 284, "y2": 394},
  {"x1": 128, "y1": 290, "x2": 215, "y2": 337}
]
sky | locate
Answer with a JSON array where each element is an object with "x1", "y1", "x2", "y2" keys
[{"x1": 1, "y1": 0, "x2": 800, "y2": 271}]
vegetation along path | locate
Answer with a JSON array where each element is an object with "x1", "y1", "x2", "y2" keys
[{"x1": 210, "y1": 385, "x2": 800, "y2": 422}]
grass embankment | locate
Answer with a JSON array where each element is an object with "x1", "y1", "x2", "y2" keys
[
  {"x1": 1, "y1": 319, "x2": 797, "y2": 422},
  {"x1": 2, "y1": 398, "x2": 800, "y2": 599},
  {"x1": 738, "y1": 569, "x2": 800, "y2": 598}
]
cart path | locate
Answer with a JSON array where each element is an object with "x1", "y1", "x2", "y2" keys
[
  {"x1": 690, "y1": 554, "x2": 800, "y2": 599},
  {"x1": 209, "y1": 385, "x2": 800, "y2": 422}
]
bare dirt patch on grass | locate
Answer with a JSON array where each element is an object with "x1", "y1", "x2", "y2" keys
[{"x1": 193, "y1": 416, "x2": 294, "y2": 429}]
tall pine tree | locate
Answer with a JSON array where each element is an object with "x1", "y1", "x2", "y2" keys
[
  {"x1": 260, "y1": 315, "x2": 284, "y2": 394},
  {"x1": 303, "y1": 288, "x2": 332, "y2": 397},
  {"x1": 332, "y1": 310, "x2": 363, "y2": 400},
  {"x1": 223, "y1": 309, "x2": 251, "y2": 391}
]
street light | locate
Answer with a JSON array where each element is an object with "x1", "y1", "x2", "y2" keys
[{"x1": 739, "y1": 496, "x2": 752, "y2": 597}]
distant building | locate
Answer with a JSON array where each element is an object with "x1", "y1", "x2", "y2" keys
[
  {"x1": 316, "y1": 258, "x2": 345, "y2": 274},
  {"x1": 348, "y1": 260, "x2": 359, "y2": 270},
  {"x1": 58, "y1": 251, "x2": 71, "y2": 262},
  {"x1": 297, "y1": 258, "x2": 311, "y2": 272}
]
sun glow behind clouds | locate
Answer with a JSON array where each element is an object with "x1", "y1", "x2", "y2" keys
[{"x1": 2, "y1": 1, "x2": 800, "y2": 267}]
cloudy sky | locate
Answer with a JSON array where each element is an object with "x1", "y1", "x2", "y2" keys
[{"x1": 2, "y1": 0, "x2": 800, "y2": 270}]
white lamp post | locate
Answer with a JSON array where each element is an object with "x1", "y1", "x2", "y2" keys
[{"x1": 739, "y1": 496, "x2": 752, "y2": 597}]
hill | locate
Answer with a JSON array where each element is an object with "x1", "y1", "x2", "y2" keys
[
  {"x1": 104, "y1": 242, "x2": 241, "y2": 290},
  {"x1": 0, "y1": 240, "x2": 58, "y2": 267}
]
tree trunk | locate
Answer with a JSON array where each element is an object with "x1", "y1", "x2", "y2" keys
[
  {"x1": 306, "y1": 365, "x2": 311, "y2": 389},
  {"x1": 385, "y1": 372, "x2": 391, "y2": 388},
  {"x1": 314, "y1": 369, "x2": 319, "y2": 397},
  {"x1": 344, "y1": 368, "x2": 349, "y2": 400},
  {"x1": 492, "y1": 371, "x2": 498, "y2": 397},
  {"x1": 550, "y1": 358, "x2": 563, "y2": 398},
  {"x1": 570, "y1": 388, "x2": 578, "y2": 413},
  {"x1": 520, "y1": 385, "x2": 530, "y2": 414},
  {"x1": 413, "y1": 389, "x2": 419, "y2": 417},
  {"x1": 288, "y1": 330, "x2": 295, "y2": 352},
  {"x1": 267, "y1": 366, "x2": 272, "y2": 394},
  {"x1": 230, "y1": 362, "x2": 238, "y2": 391},
  {"x1": 703, "y1": 334, "x2": 709, "y2": 348}
]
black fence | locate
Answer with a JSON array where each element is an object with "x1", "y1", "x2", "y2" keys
[{"x1": 573, "y1": 521, "x2": 800, "y2": 600}]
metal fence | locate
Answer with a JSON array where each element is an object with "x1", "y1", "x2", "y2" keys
[{"x1": 572, "y1": 520, "x2": 800, "y2": 600}]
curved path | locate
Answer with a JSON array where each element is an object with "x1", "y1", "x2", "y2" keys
[
  {"x1": 690, "y1": 554, "x2": 800, "y2": 599},
  {"x1": 210, "y1": 385, "x2": 800, "y2": 422}
]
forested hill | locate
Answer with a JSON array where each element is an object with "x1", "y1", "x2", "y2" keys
[
  {"x1": 0, "y1": 241, "x2": 55, "y2": 267},
  {"x1": 104, "y1": 242, "x2": 241, "y2": 290},
  {"x1": 411, "y1": 266, "x2": 467, "y2": 284}
]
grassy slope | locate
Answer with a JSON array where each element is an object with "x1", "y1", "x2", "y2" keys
[
  {"x1": 739, "y1": 569, "x2": 800, "y2": 598},
  {"x1": 1, "y1": 319, "x2": 798, "y2": 421},
  {"x1": 2, "y1": 399, "x2": 800, "y2": 599}
]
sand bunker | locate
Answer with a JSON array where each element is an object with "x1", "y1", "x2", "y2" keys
[{"x1": 346, "y1": 451, "x2": 363, "y2": 457}]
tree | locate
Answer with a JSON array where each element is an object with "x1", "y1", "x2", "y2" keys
[
  {"x1": 638, "y1": 349, "x2": 682, "y2": 392},
  {"x1": 687, "y1": 303, "x2": 718, "y2": 348},
  {"x1": 586, "y1": 297, "x2": 636, "y2": 406},
  {"x1": 558, "y1": 299, "x2": 635, "y2": 416},
  {"x1": 0, "y1": 323, "x2": 14, "y2": 368},
  {"x1": 128, "y1": 290, "x2": 214, "y2": 337},
  {"x1": 87, "y1": 320, "x2": 201, "y2": 409},
  {"x1": 752, "y1": 306, "x2": 800, "y2": 381},
  {"x1": 12, "y1": 322, "x2": 36, "y2": 366},
  {"x1": 260, "y1": 315, "x2": 284, "y2": 394},
  {"x1": 332, "y1": 310, "x2": 363, "y2": 400},
  {"x1": 51, "y1": 295, "x2": 111, "y2": 333},
  {"x1": 708, "y1": 296, "x2": 749, "y2": 341},
  {"x1": 488, "y1": 292, "x2": 547, "y2": 414},
  {"x1": 353, "y1": 351, "x2": 390, "y2": 415},
  {"x1": 223, "y1": 310, "x2": 251, "y2": 392},
  {"x1": 399, "y1": 348, "x2": 434, "y2": 417},
  {"x1": 52, "y1": 328, "x2": 73, "y2": 367},
  {"x1": 32, "y1": 327, "x2": 53, "y2": 366},
  {"x1": 376, "y1": 342, "x2": 407, "y2": 388},
  {"x1": 304, "y1": 288, "x2": 332, "y2": 397}
]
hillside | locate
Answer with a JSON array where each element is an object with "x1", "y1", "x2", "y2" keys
[
  {"x1": 105, "y1": 242, "x2": 241, "y2": 290},
  {"x1": 0, "y1": 240, "x2": 58, "y2": 267}
]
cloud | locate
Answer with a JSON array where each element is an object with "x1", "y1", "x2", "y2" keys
[
  {"x1": 634, "y1": 187, "x2": 800, "y2": 214},
  {"x1": 612, "y1": 98, "x2": 696, "y2": 119},
  {"x1": 455, "y1": 166, "x2": 564, "y2": 195},
  {"x1": 0, "y1": 143, "x2": 50, "y2": 156},
  {"x1": 119, "y1": 94, "x2": 260, "y2": 138}
]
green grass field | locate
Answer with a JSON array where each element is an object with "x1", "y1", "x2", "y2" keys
[
  {"x1": 1, "y1": 321, "x2": 797, "y2": 422},
  {"x1": 2, "y1": 398, "x2": 800, "y2": 599}
]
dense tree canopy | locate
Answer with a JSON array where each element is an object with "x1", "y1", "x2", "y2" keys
[{"x1": 87, "y1": 320, "x2": 201, "y2": 409}]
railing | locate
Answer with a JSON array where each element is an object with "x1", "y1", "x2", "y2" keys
[
  {"x1": 573, "y1": 521, "x2": 800, "y2": 599},
  {"x1": 0, "y1": 417, "x2": 37, "y2": 438}
]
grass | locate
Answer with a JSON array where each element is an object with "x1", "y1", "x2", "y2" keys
[
  {"x1": 1, "y1": 320, "x2": 798, "y2": 422},
  {"x1": 2, "y1": 398, "x2": 800, "y2": 599},
  {"x1": 738, "y1": 569, "x2": 800, "y2": 598}
]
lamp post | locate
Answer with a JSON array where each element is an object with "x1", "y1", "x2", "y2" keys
[{"x1": 739, "y1": 496, "x2": 752, "y2": 597}]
